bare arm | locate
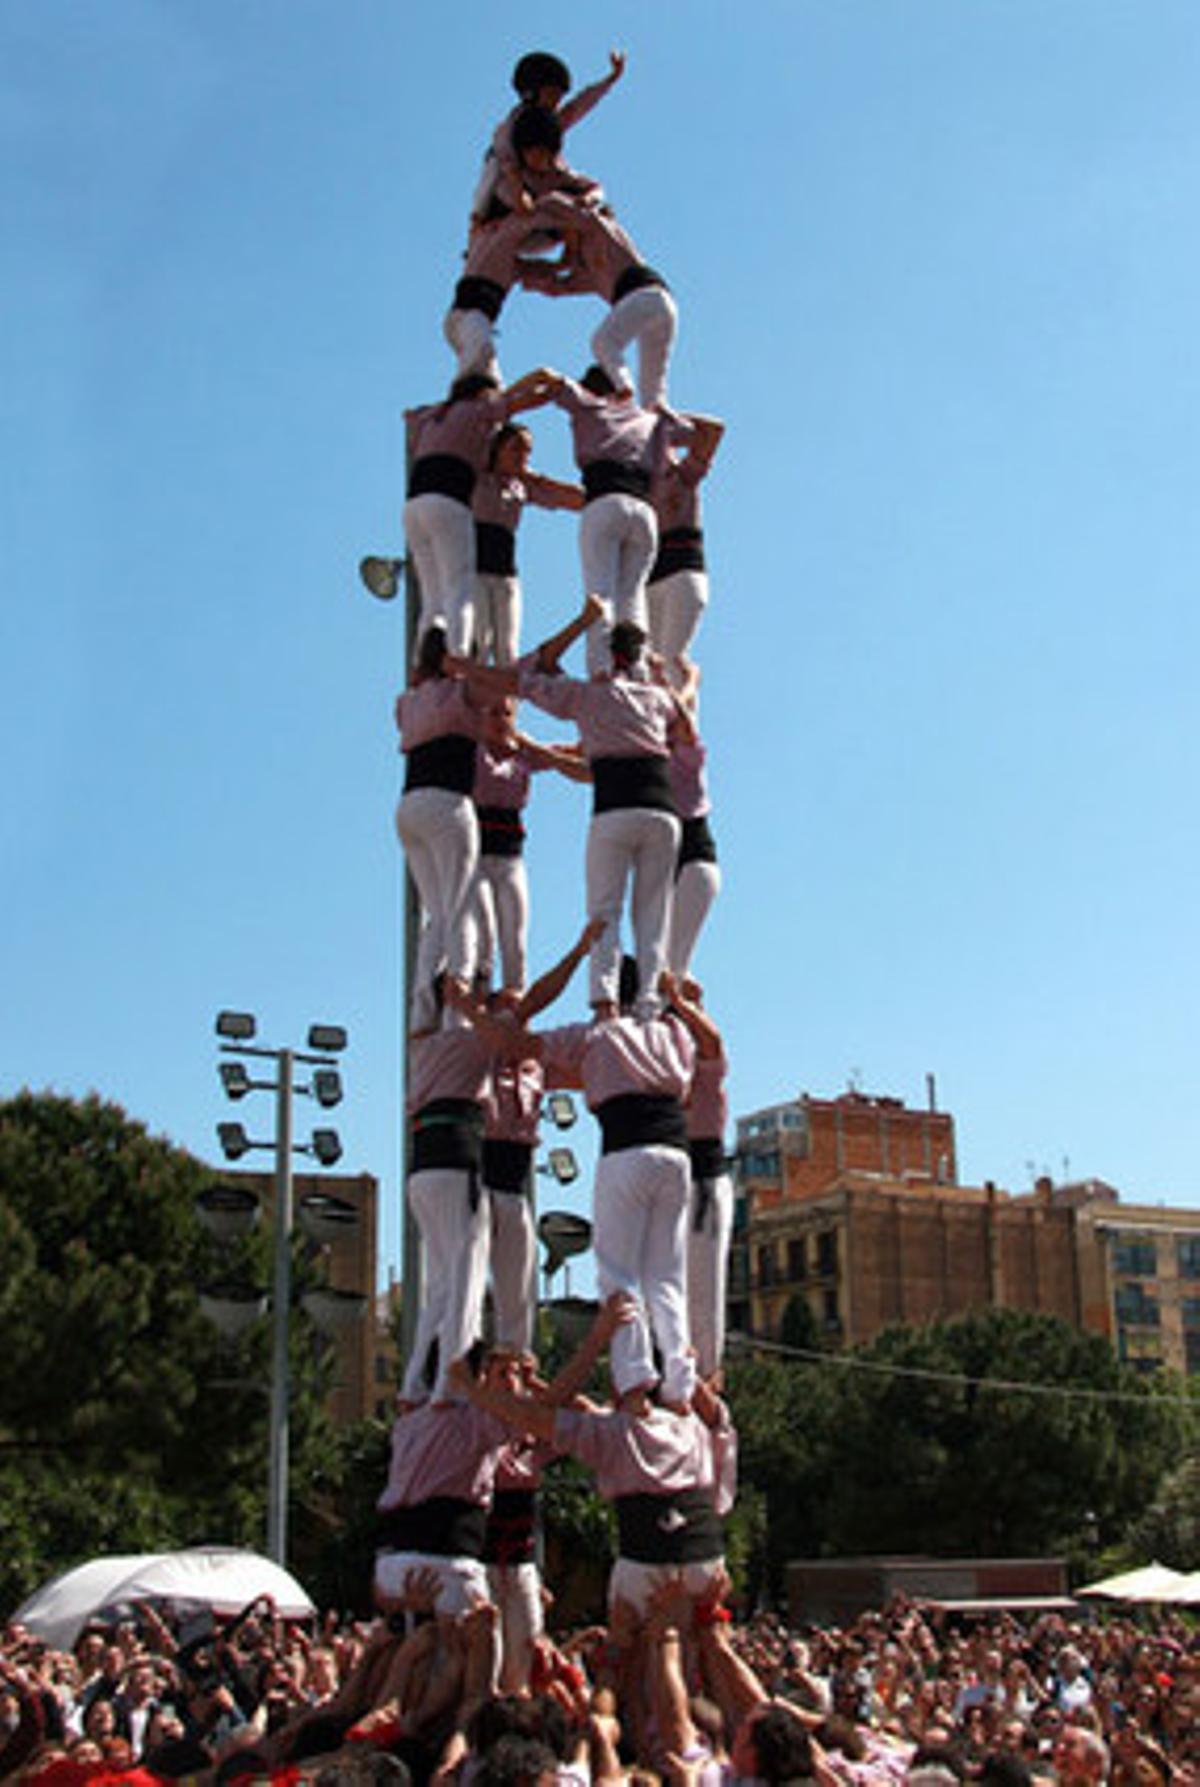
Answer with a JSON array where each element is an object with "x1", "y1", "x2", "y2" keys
[
  {"x1": 660, "y1": 973, "x2": 723, "y2": 1060},
  {"x1": 558, "y1": 50, "x2": 626, "y2": 132},
  {"x1": 516, "y1": 917, "x2": 603, "y2": 1024},
  {"x1": 698, "y1": 1619, "x2": 768, "y2": 1733},
  {"x1": 447, "y1": 1357, "x2": 558, "y2": 1443},
  {"x1": 443, "y1": 655, "x2": 519, "y2": 699},
  {"x1": 678, "y1": 411, "x2": 725, "y2": 480},
  {"x1": 524, "y1": 469, "x2": 586, "y2": 512},
  {"x1": 536, "y1": 591, "x2": 606, "y2": 673},
  {"x1": 443, "y1": 981, "x2": 543, "y2": 1060},
  {"x1": 517, "y1": 733, "x2": 593, "y2": 783},
  {"x1": 540, "y1": 1292, "x2": 637, "y2": 1407}
]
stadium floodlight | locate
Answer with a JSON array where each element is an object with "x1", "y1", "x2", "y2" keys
[
  {"x1": 301, "y1": 1287, "x2": 368, "y2": 1334},
  {"x1": 310, "y1": 1128, "x2": 342, "y2": 1167},
  {"x1": 216, "y1": 1010, "x2": 257, "y2": 1042},
  {"x1": 537, "y1": 1209, "x2": 592, "y2": 1276},
  {"x1": 217, "y1": 1121, "x2": 251, "y2": 1161},
  {"x1": 312, "y1": 1068, "x2": 343, "y2": 1109},
  {"x1": 219, "y1": 1060, "x2": 251, "y2": 1100},
  {"x1": 307, "y1": 1024, "x2": 348, "y2": 1054},
  {"x1": 297, "y1": 1191, "x2": 358, "y2": 1244},
  {"x1": 545, "y1": 1147, "x2": 578, "y2": 1186},
  {"x1": 359, "y1": 556, "x2": 402, "y2": 601},
  {"x1": 544, "y1": 1092, "x2": 577, "y2": 1131},
  {"x1": 195, "y1": 1183, "x2": 260, "y2": 1241},
  {"x1": 199, "y1": 1282, "x2": 268, "y2": 1341}
]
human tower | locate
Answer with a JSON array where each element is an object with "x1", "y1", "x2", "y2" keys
[{"x1": 373, "y1": 51, "x2": 738, "y2": 1685}]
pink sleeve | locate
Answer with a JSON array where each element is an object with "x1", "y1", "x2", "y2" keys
[
  {"x1": 710, "y1": 1410, "x2": 738, "y2": 1518},
  {"x1": 554, "y1": 1406, "x2": 608, "y2": 1472},
  {"x1": 518, "y1": 668, "x2": 586, "y2": 723}
]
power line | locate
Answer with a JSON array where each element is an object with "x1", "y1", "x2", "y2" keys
[{"x1": 732, "y1": 1332, "x2": 1199, "y2": 1408}]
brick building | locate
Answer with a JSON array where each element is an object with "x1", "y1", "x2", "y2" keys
[{"x1": 731, "y1": 1089, "x2": 1200, "y2": 1375}]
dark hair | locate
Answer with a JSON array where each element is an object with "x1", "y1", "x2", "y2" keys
[
  {"x1": 488, "y1": 422, "x2": 531, "y2": 470},
  {"x1": 449, "y1": 371, "x2": 500, "y2": 403},
  {"x1": 512, "y1": 52, "x2": 571, "y2": 99},
  {"x1": 511, "y1": 104, "x2": 563, "y2": 160},
  {"x1": 477, "y1": 1734, "x2": 558, "y2": 1787},
  {"x1": 609, "y1": 620, "x2": 645, "y2": 667},
  {"x1": 581, "y1": 363, "x2": 618, "y2": 397},
  {"x1": 978, "y1": 1755, "x2": 1034, "y2": 1787},
  {"x1": 415, "y1": 625, "x2": 448, "y2": 678},
  {"x1": 748, "y1": 1703, "x2": 815, "y2": 1783}
]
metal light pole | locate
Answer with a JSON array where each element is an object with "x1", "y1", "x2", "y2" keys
[
  {"x1": 266, "y1": 1047, "x2": 293, "y2": 1567},
  {"x1": 210, "y1": 1013, "x2": 347, "y2": 1569}
]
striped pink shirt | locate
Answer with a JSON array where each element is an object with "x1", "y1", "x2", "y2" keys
[
  {"x1": 540, "y1": 1012, "x2": 695, "y2": 1108},
  {"x1": 518, "y1": 667, "x2": 677, "y2": 761},
  {"x1": 553, "y1": 1402, "x2": 737, "y2": 1514},
  {"x1": 378, "y1": 1401, "x2": 510, "y2": 1510},
  {"x1": 395, "y1": 678, "x2": 479, "y2": 753}
]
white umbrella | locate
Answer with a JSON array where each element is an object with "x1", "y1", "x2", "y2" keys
[
  {"x1": 1076, "y1": 1561, "x2": 1187, "y2": 1601},
  {"x1": 14, "y1": 1547, "x2": 314, "y2": 1650},
  {"x1": 1164, "y1": 1569, "x2": 1200, "y2": 1604}
]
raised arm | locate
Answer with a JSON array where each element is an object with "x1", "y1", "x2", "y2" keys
[
  {"x1": 447, "y1": 1355, "x2": 558, "y2": 1443},
  {"x1": 502, "y1": 367, "x2": 562, "y2": 417},
  {"x1": 536, "y1": 591, "x2": 606, "y2": 673},
  {"x1": 540, "y1": 1292, "x2": 637, "y2": 1408},
  {"x1": 444, "y1": 655, "x2": 519, "y2": 700},
  {"x1": 660, "y1": 974, "x2": 723, "y2": 1060},
  {"x1": 678, "y1": 411, "x2": 725, "y2": 480},
  {"x1": 517, "y1": 917, "x2": 604, "y2": 1024},
  {"x1": 443, "y1": 981, "x2": 542, "y2": 1061},
  {"x1": 558, "y1": 49, "x2": 626, "y2": 131}
]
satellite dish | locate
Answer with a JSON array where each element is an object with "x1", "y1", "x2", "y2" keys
[{"x1": 537, "y1": 1210, "x2": 592, "y2": 1277}]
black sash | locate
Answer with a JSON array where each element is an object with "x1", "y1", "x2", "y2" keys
[
  {"x1": 377, "y1": 1496, "x2": 488, "y2": 1559},
  {"x1": 476, "y1": 802, "x2": 525, "y2": 857},
  {"x1": 582, "y1": 460, "x2": 652, "y2": 504},
  {"x1": 409, "y1": 1099, "x2": 484, "y2": 1209},
  {"x1": 592, "y1": 755, "x2": 676, "y2": 816},
  {"x1": 596, "y1": 1093, "x2": 687, "y2": 1156},
  {"x1": 408, "y1": 453, "x2": 476, "y2": 504},
  {"x1": 475, "y1": 520, "x2": 517, "y2": 576},
  {"x1": 482, "y1": 1488, "x2": 539, "y2": 1565},
  {"x1": 482, "y1": 1138, "x2": 534, "y2": 1196},
  {"x1": 612, "y1": 262, "x2": 670, "y2": 304},
  {"x1": 677, "y1": 814, "x2": 718, "y2": 872},
  {"x1": 404, "y1": 734, "x2": 477, "y2": 796},
  {"x1": 689, "y1": 1137, "x2": 726, "y2": 1183},
  {"x1": 453, "y1": 275, "x2": 506, "y2": 322},
  {"x1": 615, "y1": 1488, "x2": 722, "y2": 1564},
  {"x1": 649, "y1": 526, "x2": 706, "y2": 584}
]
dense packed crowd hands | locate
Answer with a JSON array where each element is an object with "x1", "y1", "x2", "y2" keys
[{"x1": 3, "y1": 1586, "x2": 1197, "y2": 1785}]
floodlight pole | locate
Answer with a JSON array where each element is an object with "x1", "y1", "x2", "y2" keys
[{"x1": 267, "y1": 1047, "x2": 294, "y2": 1568}]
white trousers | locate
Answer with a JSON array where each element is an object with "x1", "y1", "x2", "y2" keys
[
  {"x1": 474, "y1": 572, "x2": 521, "y2": 665},
  {"x1": 402, "y1": 1168, "x2": 491, "y2": 1402},
  {"x1": 593, "y1": 1143, "x2": 694, "y2": 1405},
  {"x1": 487, "y1": 1561, "x2": 544, "y2": 1693},
  {"x1": 688, "y1": 1171, "x2": 733, "y2": 1379},
  {"x1": 578, "y1": 495, "x2": 657, "y2": 676},
  {"x1": 667, "y1": 859, "x2": 721, "y2": 980},
  {"x1": 586, "y1": 807, "x2": 680, "y2": 1010},
  {"x1": 472, "y1": 854, "x2": 529, "y2": 992},
  {"x1": 591, "y1": 286, "x2": 678, "y2": 409},
  {"x1": 442, "y1": 305, "x2": 500, "y2": 384},
  {"x1": 375, "y1": 1551, "x2": 491, "y2": 1618},
  {"x1": 395, "y1": 789, "x2": 479, "y2": 1030},
  {"x1": 608, "y1": 1557, "x2": 726, "y2": 1619},
  {"x1": 403, "y1": 492, "x2": 475, "y2": 655},
  {"x1": 489, "y1": 1187, "x2": 537, "y2": 1351},
  {"x1": 647, "y1": 568, "x2": 709, "y2": 668}
]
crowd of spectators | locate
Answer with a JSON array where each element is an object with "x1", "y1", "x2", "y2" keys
[{"x1": 2, "y1": 1584, "x2": 1197, "y2": 1785}]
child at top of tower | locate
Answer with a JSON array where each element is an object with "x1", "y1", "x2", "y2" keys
[{"x1": 469, "y1": 48, "x2": 625, "y2": 233}]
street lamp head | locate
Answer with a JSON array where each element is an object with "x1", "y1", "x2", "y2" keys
[
  {"x1": 216, "y1": 1010, "x2": 257, "y2": 1042},
  {"x1": 546, "y1": 1147, "x2": 578, "y2": 1186},
  {"x1": 310, "y1": 1128, "x2": 342, "y2": 1168},
  {"x1": 545, "y1": 1092, "x2": 577, "y2": 1131},
  {"x1": 195, "y1": 1183, "x2": 261, "y2": 1240},
  {"x1": 307, "y1": 1024, "x2": 348, "y2": 1054},
  {"x1": 219, "y1": 1061, "x2": 251, "y2": 1100},
  {"x1": 312, "y1": 1068, "x2": 343, "y2": 1110},
  {"x1": 359, "y1": 555, "x2": 402, "y2": 601},
  {"x1": 217, "y1": 1121, "x2": 251, "y2": 1161}
]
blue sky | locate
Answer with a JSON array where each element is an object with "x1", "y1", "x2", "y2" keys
[{"x1": 4, "y1": 0, "x2": 1199, "y2": 1287}]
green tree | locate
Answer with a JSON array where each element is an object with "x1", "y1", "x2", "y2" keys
[
  {"x1": 0, "y1": 1091, "x2": 332, "y2": 1613},
  {"x1": 1127, "y1": 1450, "x2": 1200, "y2": 1570}
]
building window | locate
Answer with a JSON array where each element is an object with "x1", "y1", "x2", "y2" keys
[
  {"x1": 1111, "y1": 1234, "x2": 1158, "y2": 1277},
  {"x1": 1114, "y1": 1282, "x2": 1160, "y2": 1328},
  {"x1": 817, "y1": 1230, "x2": 838, "y2": 1276},
  {"x1": 1178, "y1": 1238, "x2": 1200, "y2": 1280},
  {"x1": 787, "y1": 1237, "x2": 806, "y2": 1281},
  {"x1": 1185, "y1": 1331, "x2": 1200, "y2": 1376},
  {"x1": 728, "y1": 1250, "x2": 749, "y2": 1295},
  {"x1": 757, "y1": 1244, "x2": 777, "y2": 1288},
  {"x1": 1118, "y1": 1328, "x2": 1162, "y2": 1372},
  {"x1": 823, "y1": 1287, "x2": 840, "y2": 1330},
  {"x1": 739, "y1": 1150, "x2": 781, "y2": 1179}
]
